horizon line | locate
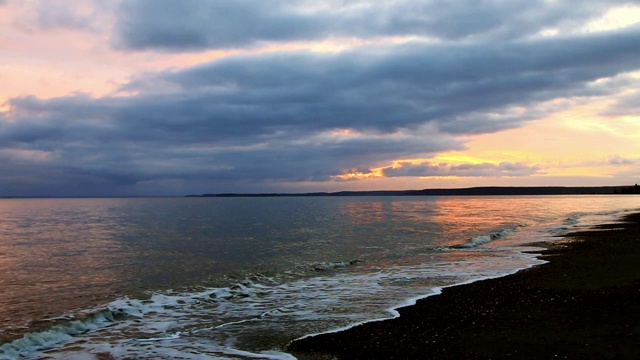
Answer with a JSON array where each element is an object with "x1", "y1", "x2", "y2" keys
[{"x1": 5, "y1": 184, "x2": 638, "y2": 199}]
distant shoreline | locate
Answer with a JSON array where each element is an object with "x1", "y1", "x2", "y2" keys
[
  {"x1": 2, "y1": 185, "x2": 639, "y2": 199},
  {"x1": 190, "y1": 185, "x2": 640, "y2": 197}
]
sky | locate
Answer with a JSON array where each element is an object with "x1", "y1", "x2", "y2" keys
[{"x1": 1, "y1": 0, "x2": 640, "y2": 196}]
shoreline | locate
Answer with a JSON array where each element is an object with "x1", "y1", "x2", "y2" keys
[{"x1": 288, "y1": 212, "x2": 640, "y2": 359}]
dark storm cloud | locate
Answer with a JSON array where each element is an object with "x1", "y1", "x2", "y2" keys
[
  {"x1": 114, "y1": 0, "x2": 636, "y2": 51},
  {"x1": 1, "y1": 91, "x2": 462, "y2": 195},
  {"x1": 383, "y1": 162, "x2": 541, "y2": 178},
  {"x1": 115, "y1": 0, "x2": 322, "y2": 50},
  {"x1": 127, "y1": 27, "x2": 640, "y2": 136}
]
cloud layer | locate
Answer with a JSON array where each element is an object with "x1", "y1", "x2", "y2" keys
[
  {"x1": 1, "y1": 0, "x2": 640, "y2": 195},
  {"x1": 114, "y1": 0, "x2": 635, "y2": 50},
  {"x1": 383, "y1": 162, "x2": 541, "y2": 178}
]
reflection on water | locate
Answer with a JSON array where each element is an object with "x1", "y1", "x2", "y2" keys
[
  {"x1": 1, "y1": 195, "x2": 638, "y2": 354},
  {"x1": 0, "y1": 199, "x2": 132, "y2": 341}
]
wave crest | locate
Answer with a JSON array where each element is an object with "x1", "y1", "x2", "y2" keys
[{"x1": 454, "y1": 224, "x2": 526, "y2": 249}]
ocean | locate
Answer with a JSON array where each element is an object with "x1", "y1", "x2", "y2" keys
[{"x1": 0, "y1": 195, "x2": 638, "y2": 359}]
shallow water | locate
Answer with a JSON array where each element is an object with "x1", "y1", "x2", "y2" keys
[{"x1": 0, "y1": 195, "x2": 638, "y2": 359}]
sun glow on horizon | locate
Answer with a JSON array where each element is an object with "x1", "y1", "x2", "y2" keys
[
  {"x1": 0, "y1": 100, "x2": 9, "y2": 114},
  {"x1": 330, "y1": 86, "x2": 640, "y2": 184}
]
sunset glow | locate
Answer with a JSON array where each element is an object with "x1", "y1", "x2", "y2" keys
[{"x1": 1, "y1": 0, "x2": 640, "y2": 196}]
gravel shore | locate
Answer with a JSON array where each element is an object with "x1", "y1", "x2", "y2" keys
[{"x1": 288, "y1": 213, "x2": 640, "y2": 359}]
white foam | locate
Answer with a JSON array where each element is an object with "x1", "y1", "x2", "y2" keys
[
  {"x1": 10, "y1": 249, "x2": 544, "y2": 359},
  {"x1": 309, "y1": 259, "x2": 362, "y2": 272},
  {"x1": 2, "y1": 241, "x2": 556, "y2": 360},
  {"x1": 0, "y1": 309, "x2": 118, "y2": 359},
  {"x1": 294, "y1": 250, "x2": 548, "y2": 342},
  {"x1": 458, "y1": 225, "x2": 523, "y2": 248}
]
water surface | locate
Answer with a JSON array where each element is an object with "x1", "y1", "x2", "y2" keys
[{"x1": 0, "y1": 195, "x2": 637, "y2": 359}]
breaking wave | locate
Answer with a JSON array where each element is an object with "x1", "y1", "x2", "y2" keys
[
  {"x1": 454, "y1": 224, "x2": 526, "y2": 249},
  {"x1": 0, "y1": 309, "x2": 122, "y2": 359},
  {"x1": 0, "y1": 257, "x2": 365, "y2": 359}
]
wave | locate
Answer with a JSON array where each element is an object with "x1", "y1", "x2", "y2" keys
[
  {"x1": 548, "y1": 212, "x2": 585, "y2": 234},
  {"x1": 0, "y1": 283, "x2": 291, "y2": 358},
  {"x1": 311, "y1": 259, "x2": 362, "y2": 272},
  {"x1": 0, "y1": 309, "x2": 122, "y2": 359},
  {"x1": 0, "y1": 257, "x2": 365, "y2": 359},
  {"x1": 549, "y1": 207, "x2": 640, "y2": 236},
  {"x1": 453, "y1": 224, "x2": 526, "y2": 249}
]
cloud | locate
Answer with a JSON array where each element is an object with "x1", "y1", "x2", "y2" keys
[
  {"x1": 126, "y1": 28, "x2": 640, "y2": 136},
  {"x1": 114, "y1": 0, "x2": 320, "y2": 51},
  {"x1": 2, "y1": 2, "x2": 640, "y2": 195},
  {"x1": 8, "y1": 0, "x2": 113, "y2": 33},
  {"x1": 113, "y1": 0, "x2": 637, "y2": 51},
  {"x1": 609, "y1": 155, "x2": 638, "y2": 165},
  {"x1": 603, "y1": 83, "x2": 640, "y2": 116},
  {"x1": 2, "y1": 92, "x2": 462, "y2": 192},
  {"x1": 383, "y1": 161, "x2": 541, "y2": 178}
]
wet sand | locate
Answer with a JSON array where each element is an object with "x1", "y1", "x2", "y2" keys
[{"x1": 288, "y1": 213, "x2": 640, "y2": 359}]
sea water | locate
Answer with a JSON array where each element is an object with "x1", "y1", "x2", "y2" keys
[{"x1": 0, "y1": 195, "x2": 638, "y2": 359}]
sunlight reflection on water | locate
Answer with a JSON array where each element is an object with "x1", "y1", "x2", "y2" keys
[{"x1": 0, "y1": 195, "x2": 638, "y2": 356}]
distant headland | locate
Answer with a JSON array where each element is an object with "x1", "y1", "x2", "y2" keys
[{"x1": 188, "y1": 185, "x2": 640, "y2": 197}]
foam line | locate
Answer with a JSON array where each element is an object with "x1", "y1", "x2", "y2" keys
[{"x1": 292, "y1": 252, "x2": 548, "y2": 343}]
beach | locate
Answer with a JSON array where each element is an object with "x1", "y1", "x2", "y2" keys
[
  {"x1": 288, "y1": 212, "x2": 640, "y2": 359},
  {"x1": 2, "y1": 197, "x2": 639, "y2": 358}
]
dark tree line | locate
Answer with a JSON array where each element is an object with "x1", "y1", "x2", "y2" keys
[{"x1": 616, "y1": 184, "x2": 640, "y2": 194}]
